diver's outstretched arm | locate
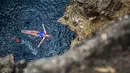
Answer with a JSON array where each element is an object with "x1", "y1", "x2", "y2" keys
[
  {"x1": 42, "y1": 24, "x2": 47, "y2": 34},
  {"x1": 37, "y1": 37, "x2": 45, "y2": 48}
]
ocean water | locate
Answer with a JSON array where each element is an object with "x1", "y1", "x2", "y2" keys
[{"x1": 0, "y1": 0, "x2": 75, "y2": 61}]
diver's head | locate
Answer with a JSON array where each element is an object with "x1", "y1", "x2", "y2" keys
[{"x1": 45, "y1": 34, "x2": 51, "y2": 38}]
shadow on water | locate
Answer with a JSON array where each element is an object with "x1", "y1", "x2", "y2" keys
[{"x1": 0, "y1": 0, "x2": 75, "y2": 62}]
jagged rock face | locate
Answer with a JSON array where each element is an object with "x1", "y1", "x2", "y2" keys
[
  {"x1": 59, "y1": 0, "x2": 130, "y2": 49},
  {"x1": 58, "y1": 0, "x2": 130, "y2": 41},
  {"x1": 74, "y1": 0, "x2": 122, "y2": 16}
]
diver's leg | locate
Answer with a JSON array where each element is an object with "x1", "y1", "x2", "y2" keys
[
  {"x1": 21, "y1": 30, "x2": 32, "y2": 34},
  {"x1": 21, "y1": 30, "x2": 39, "y2": 37}
]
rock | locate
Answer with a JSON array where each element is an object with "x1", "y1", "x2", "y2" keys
[
  {"x1": 15, "y1": 60, "x2": 27, "y2": 73},
  {"x1": 121, "y1": 0, "x2": 130, "y2": 8},
  {"x1": 0, "y1": 54, "x2": 15, "y2": 73},
  {"x1": 58, "y1": 0, "x2": 130, "y2": 40},
  {"x1": 0, "y1": 54, "x2": 27, "y2": 73}
]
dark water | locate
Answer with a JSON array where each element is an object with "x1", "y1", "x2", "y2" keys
[{"x1": 0, "y1": 0, "x2": 75, "y2": 61}]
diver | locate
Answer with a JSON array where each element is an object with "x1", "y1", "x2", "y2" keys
[{"x1": 21, "y1": 24, "x2": 51, "y2": 48}]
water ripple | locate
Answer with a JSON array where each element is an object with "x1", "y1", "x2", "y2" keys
[{"x1": 0, "y1": 0, "x2": 75, "y2": 61}]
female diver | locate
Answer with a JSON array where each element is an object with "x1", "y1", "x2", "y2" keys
[{"x1": 21, "y1": 24, "x2": 50, "y2": 48}]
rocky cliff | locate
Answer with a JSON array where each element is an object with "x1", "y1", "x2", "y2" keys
[{"x1": 1, "y1": 0, "x2": 130, "y2": 73}]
